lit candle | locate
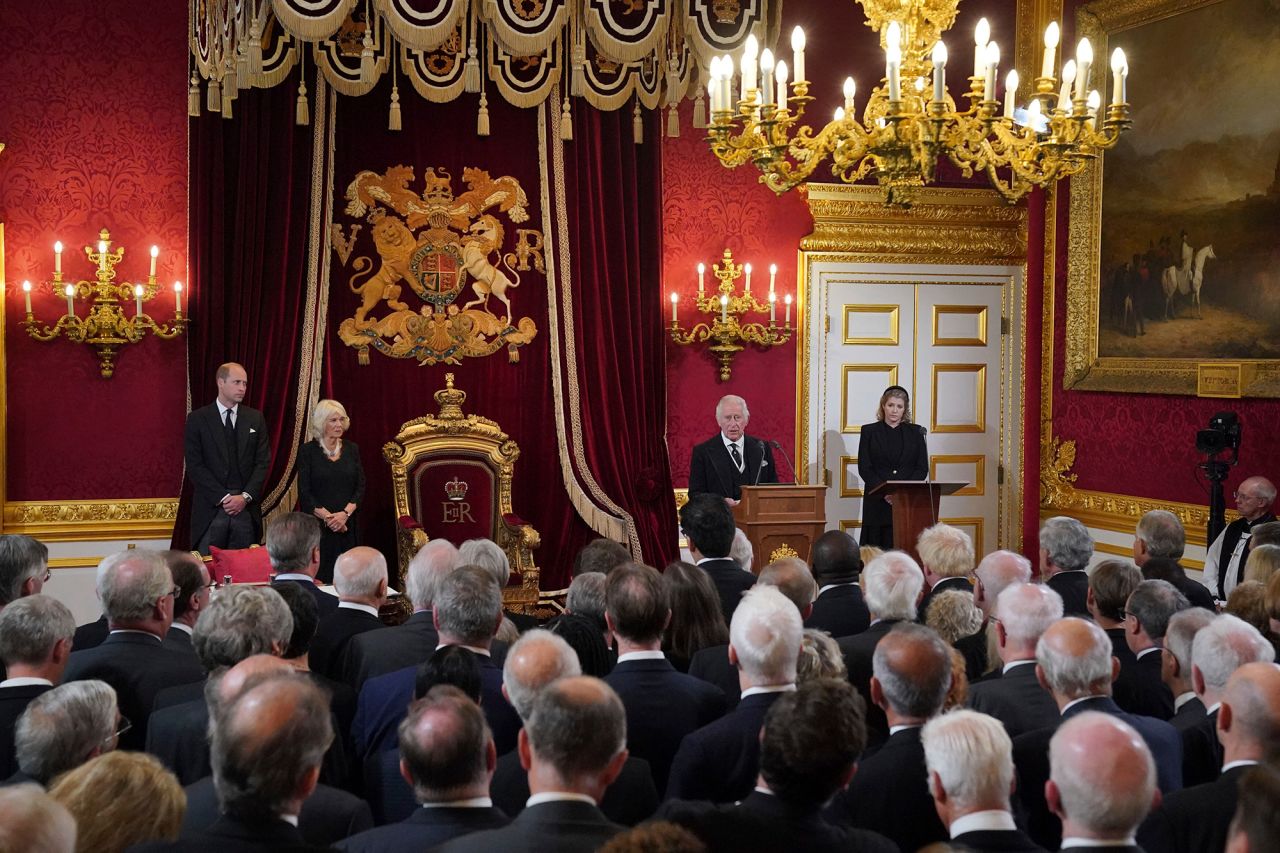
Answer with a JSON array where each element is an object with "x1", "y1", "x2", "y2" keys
[
  {"x1": 834, "y1": 106, "x2": 846, "y2": 122},
  {"x1": 931, "y1": 41, "x2": 947, "y2": 103},
  {"x1": 1075, "y1": 38, "x2": 1093, "y2": 103},
  {"x1": 1110, "y1": 48, "x2": 1127, "y2": 105},
  {"x1": 697, "y1": 263, "x2": 705, "y2": 293},
  {"x1": 21, "y1": 280, "x2": 32, "y2": 314},
  {"x1": 784, "y1": 293, "x2": 792, "y2": 325},
  {"x1": 709, "y1": 56, "x2": 722, "y2": 112},
  {"x1": 985, "y1": 42, "x2": 1000, "y2": 102},
  {"x1": 769, "y1": 291, "x2": 777, "y2": 323},
  {"x1": 1057, "y1": 59, "x2": 1076, "y2": 112},
  {"x1": 1027, "y1": 98, "x2": 1043, "y2": 132},
  {"x1": 98, "y1": 240, "x2": 108, "y2": 271},
  {"x1": 721, "y1": 54, "x2": 733, "y2": 109},
  {"x1": 1042, "y1": 22, "x2": 1059, "y2": 79},
  {"x1": 973, "y1": 17, "x2": 990, "y2": 80},
  {"x1": 150, "y1": 245, "x2": 159, "y2": 278},
  {"x1": 670, "y1": 292, "x2": 679, "y2": 324},
  {"x1": 759, "y1": 49, "x2": 775, "y2": 105},
  {"x1": 174, "y1": 281, "x2": 184, "y2": 314},
  {"x1": 720, "y1": 293, "x2": 728, "y2": 324},
  {"x1": 135, "y1": 284, "x2": 144, "y2": 316},
  {"x1": 791, "y1": 26, "x2": 805, "y2": 83},
  {"x1": 1004, "y1": 69, "x2": 1019, "y2": 119},
  {"x1": 1086, "y1": 89, "x2": 1100, "y2": 129},
  {"x1": 54, "y1": 241, "x2": 62, "y2": 274},
  {"x1": 741, "y1": 34, "x2": 758, "y2": 101},
  {"x1": 842, "y1": 77, "x2": 856, "y2": 112},
  {"x1": 65, "y1": 283, "x2": 75, "y2": 317},
  {"x1": 769, "y1": 263, "x2": 777, "y2": 295},
  {"x1": 774, "y1": 59, "x2": 789, "y2": 104},
  {"x1": 886, "y1": 21, "x2": 902, "y2": 102},
  {"x1": 744, "y1": 263, "x2": 752, "y2": 293}
]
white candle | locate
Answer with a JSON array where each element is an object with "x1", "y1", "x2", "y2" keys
[
  {"x1": 21, "y1": 280, "x2": 32, "y2": 313},
  {"x1": 973, "y1": 18, "x2": 990, "y2": 79},
  {"x1": 721, "y1": 54, "x2": 733, "y2": 109},
  {"x1": 1004, "y1": 69, "x2": 1019, "y2": 118},
  {"x1": 791, "y1": 26, "x2": 805, "y2": 83},
  {"x1": 774, "y1": 59, "x2": 788, "y2": 104},
  {"x1": 769, "y1": 263, "x2": 777, "y2": 295},
  {"x1": 720, "y1": 293, "x2": 728, "y2": 324},
  {"x1": 1075, "y1": 38, "x2": 1093, "y2": 103},
  {"x1": 1042, "y1": 22, "x2": 1059, "y2": 79},
  {"x1": 769, "y1": 291, "x2": 777, "y2": 323},
  {"x1": 174, "y1": 281, "x2": 184, "y2": 313},
  {"x1": 784, "y1": 293, "x2": 792, "y2": 325},
  {"x1": 135, "y1": 284, "x2": 144, "y2": 316},
  {"x1": 1027, "y1": 99, "x2": 1043, "y2": 132},
  {"x1": 1086, "y1": 89, "x2": 1100, "y2": 129},
  {"x1": 98, "y1": 240, "x2": 108, "y2": 271},
  {"x1": 1111, "y1": 48, "x2": 1127, "y2": 105},
  {"x1": 697, "y1": 263, "x2": 705, "y2": 293},
  {"x1": 65, "y1": 283, "x2": 75, "y2": 317},
  {"x1": 886, "y1": 22, "x2": 902, "y2": 102},
  {"x1": 744, "y1": 263, "x2": 752, "y2": 293},
  {"x1": 842, "y1": 77, "x2": 856, "y2": 112},
  {"x1": 1057, "y1": 59, "x2": 1076, "y2": 112},
  {"x1": 759, "y1": 49, "x2": 774, "y2": 105},
  {"x1": 985, "y1": 42, "x2": 1000, "y2": 102},
  {"x1": 670, "y1": 292, "x2": 678, "y2": 324},
  {"x1": 54, "y1": 241, "x2": 62, "y2": 274},
  {"x1": 741, "y1": 34, "x2": 758, "y2": 99},
  {"x1": 834, "y1": 106, "x2": 846, "y2": 122},
  {"x1": 149, "y1": 245, "x2": 159, "y2": 278},
  {"x1": 931, "y1": 41, "x2": 947, "y2": 103},
  {"x1": 707, "y1": 78, "x2": 718, "y2": 114}
]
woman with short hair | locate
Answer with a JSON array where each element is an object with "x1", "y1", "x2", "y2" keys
[{"x1": 297, "y1": 399, "x2": 366, "y2": 584}]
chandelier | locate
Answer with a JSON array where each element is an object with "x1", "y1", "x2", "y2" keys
[{"x1": 705, "y1": 1, "x2": 1131, "y2": 204}]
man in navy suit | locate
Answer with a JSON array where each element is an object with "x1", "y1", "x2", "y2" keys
[
  {"x1": 604, "y1": 564, "x2": 727, "y2": 795},
  {"x1": 1039, "y1": 516, "x2": 1094, "y2": 617},
  {"x1": 667, "y1": 586, "x2": 802, "y2": 803},
  {"x1": 309, "y1": 547, "x2": 387, "y2": 682},
  {"x1": 183, "y1": 362, "x2": 271, "y2": 554},
  {"x1": 967, "y1": 582, "x2": 1063, "y2": 739},
  {"x1": 1121, "y1": 579, "x2": 1189, "y2": 720},
  {"x1": 1050, "y1": 712, "x2": 1161, "y2": 853},
  {"x1": 679, "y1": 494, "x2": 755, "y2": 626},
  {"x1": 1160, "y1": 607, "x2": 1215, "y2": 734},
  {"x1": 804, "y1": 530, "x2": 870, "y2": 639},
  {"x1": 687, "y1": 395, "x2": 777, "y2": 505},
  {"x1": 267, "y1": 513, "x2": 339, "y2": 619},
  {"x1": 163, "y1": 550, "x2": 211, "y2": 659},
  {"x1": 0, "y1": 595, "x2": 74, "y2": 779}
]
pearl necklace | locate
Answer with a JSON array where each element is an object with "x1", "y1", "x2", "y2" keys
[{"x1": 322, "y1": 439, "x2": 341, "y2": 459}]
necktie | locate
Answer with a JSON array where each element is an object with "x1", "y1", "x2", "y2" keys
[
  {"x1": 729, "y1": 442, "x2": 743, "y2": 472},
  {"x1": 224, "y1": 408, "x2": 242, "y2": 490}
]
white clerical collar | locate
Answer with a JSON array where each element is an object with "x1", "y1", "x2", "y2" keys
[
  {"x1": 1061, "y1": 694, "x2": 1109, "y2": 714},
  {"x1": 275, "y1": 573, "x2": 315, "y2": 583},
  {"x1": 339, "y1": 601, "x2": 380, "y2": 617},
  {"x1": 818, "y1": 582, "x2": 858, "y2": 595},
  {"x1": 526, "y1": 792, "x2": 597, "y2": 807},
  {"x1": 423, "y1": 797, "x2": 493, "y2": 809},
  {"x1": 280, "y1": 814, "x2": 299, "y2": 827},
  {"x1": 740, "y1": 683, "x2": 798, "y2": 700},
  {"x1": 1174, "y1": 691, "x2": 1197, "y2": 711},
  {"x1": 1136, "y1": 646, "x2": 1162, "y2": 660},
  {"x1": 1003, "y1": 660, "x2": 1035, "y2": 674},
  {"x1": 436, "y1": 643, "x2": 491, "y2": 657},
  {"x1": 889, "y1": 724, "x2": 922, "y2": 736},
  {"x1": 950, "y1": 810, "x2": 1017, "y2": 838},
  {"x1": 1060, "y1": 837, "x2": 1136, "y2": 847},
  {"x1": 170, "y1": 622, "x2": 194, "y2": 636},
  {"x1": 109, "y1": 628, "x2": 164, "y2": 642},
  {"x1": 0, "y1": 677, "x2": 53, "y2": 688},
  {"x1": 617, "y1": 650, "x2": 666, "y2": 663},
  {"x1": 1222, "y1": 760, "x2": 1260, "y2": 773}
]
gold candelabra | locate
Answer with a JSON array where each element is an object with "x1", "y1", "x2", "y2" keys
[
  {"x1": 669, "y1": 249, "x2": 792, "y2": 381},
  {"x1": 20, "y1": 228, "x2": 187, "y2": 378},
  {"x1": 705, "y1": 1, "x2": 1131, "y2": 204}
]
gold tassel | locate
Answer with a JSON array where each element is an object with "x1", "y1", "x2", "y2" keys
[
  {"x1": 296, "y1": 80, "x2": 310, "y2": 126},
  {"x1": 248, "y1": 18, "x2": 263, "y2": 75},
  {"x1": 560, "y1": 96, "x2": 573, "y2": 142},
  {"x1": 571, "y1": 43, "x2": 586, "y2": 98},
  {"x1": 207, "y1": 76, "x2": 221, "y2": 113},
  {"x1": 236, "y1": 44, "x2": 249, "y2": 83},
  {"x1": 633, "y1": 101, "x2": 643, "y2": 145},
  {"x1": 188, "y1": 73, "x2": 201, "y2": 117},
  {"x1": 477, "y1": 91, "x2": 490, "y2": 136},
  {"x1": 693, "y1": 90, "x2": 706, "y2": 128},
  {"x1": 667, "y1": 105, "x2": 679, "y2": 137},
  {"x1": 360, "y1": 32, "x2": 375, "y2": 85},
  {"x1": 221, "y1": 79, "x2": 234, "y2": 118},
  {"x1": 464, "y1": 41, "x2": 480, "y2": 92},
  {"x1": 388, "y1": 84, "x2": 402, "y2": 131}
]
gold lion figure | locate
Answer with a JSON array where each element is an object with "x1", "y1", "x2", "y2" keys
[{"x1": 349, "y1": 214, "x2": 415, "y2": 326}]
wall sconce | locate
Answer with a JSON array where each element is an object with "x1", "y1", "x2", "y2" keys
[
  {"x1": 20, "y1": 228, "x2": 187, "y2": 378},
  {"x1": 669, "y1": 248, "x2": 792, "y2": 381}
]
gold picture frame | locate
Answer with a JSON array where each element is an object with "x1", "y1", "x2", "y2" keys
[{"x1": 1063, "y1": 0, "x2": 1280, "y2": 397}]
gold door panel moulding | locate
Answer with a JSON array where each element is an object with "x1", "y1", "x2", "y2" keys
[
  {"x1": 930, "y1": 454, "x2": 986, "y2": 497},
  {"x1": 940, "y1": 516, "x2": 985, "y2": 557},
  {"x1": 839, "y1": 455, "x2": 864, "y2": 498},
  {"x1": 841, "y1": 364, "x2": 899, "y2": 433},
  {"x1": 932, "y1": 305, "x2": 989, "y2": 347},
  {"x1": 2, "y1": 498, "x2": 178, "y2": 541},
  {"x1": 844, "y1": 304, "x2": 900, "y2": 345},
  {"x1": 930, "y1": 364, "x2": 987, "y2": 433}
]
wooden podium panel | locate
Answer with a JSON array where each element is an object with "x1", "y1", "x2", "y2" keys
[
  {"x1": 865, "y1": 480, "x2": 966, "y2": 565},
  {"x1": 733, "y1": 485, "x2": 827, "y2": 568}
]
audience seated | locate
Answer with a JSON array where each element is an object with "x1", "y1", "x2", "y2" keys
[
  {"x1": 1161, "y1": 607, "x2": 1216, "y2": 733},
  {"x1": 924, "y1": 588, "x2": 987, "y2": 680},
  {"x1": 660, "y1": 562, "x2": 729, "y2": 674},
  {"x1": 1122, "y1": 578, "x2": 1190, "y2": 719},
  {"x1": 917, "y1": 522, "x2": 976, "y2": 617},
  {"x1": 803, "y1": 530, "x2": 869, "y2": 638},
  {"x1": 309, "y1": 547, "x2": 388, "y2": 682},
  {"x1": 797, "y1": 629, "x2": 847, "y2": 683},
  {"x1": 0, "y1": 596, "x2": 74, "y2": 779},
  {"x1": 1040, "y1": 517, "x2": 1094, "y2": 617},
  {"x1": 1086, "y1": 559, "x2": 1147, "y2": 715},
  {"x1": 11, "y1": 680, "x2": 119, "y2": 787},
  {"x1": 267, "y1": 513, "x2": 339, "y2": 618},
  {"x1": 48, "y1": 751, "x2": 185, "y2": 853},
  {"x1": 0, "y1": 783, "x2": 76, "y2": 853},
  {"x1": 679, "y1": 495, "x2": 755, "y2": 626},
  {"x1": 162, "y1": 549, "x2": 211, "y2": 660}
]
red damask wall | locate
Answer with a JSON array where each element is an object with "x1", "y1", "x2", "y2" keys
[{"x1": 0, "y1": 1, "x2": 188, "y2": 500}]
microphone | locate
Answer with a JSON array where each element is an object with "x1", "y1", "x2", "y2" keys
[
  {"x1": 753, "y1": 439, "x2": 766, "y2": 486},
  {"x1": 769, "y1": 439, "x2": 797, "y2": 485}
]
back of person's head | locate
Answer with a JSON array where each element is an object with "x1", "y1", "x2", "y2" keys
[
  {"x1": 1089, "y1": 559, "x2": 1142, "y2": 622},
  {"x1": 502, "y1": 629, "x2": 581, "y2": 719},
  {"x1": 596, "y1": 821, "x2": 706, "y2": 853},
  {"x1": 458, "y1": 539, "x2": 511, "y2": 590},
  {"x1": 729, "y1": 529, "x2": 755, "y2": 573},
  {"x1": 798, "y1": 629, "x2": 848, "y2": 683},
  {"x1": 193, "y1": 585, "x2": 293, "y2": 671},
  {"x1": 1164, "y1": 607, "x2": 1216, "y2": 679},
  {"x1": 1049, "y1": 712, "x2": 1156, "y2": 837},
  {"x1": 872, "y1": 623, "x2": 952, "y2": 719},
  {"x1": 1141, "y1": 556, "x2": 1189, "y2": 584},
  {"x1": 1040, "y1": 517, "x2": 1094, "y2": 573},
  {"x1": 758, "y1": 557, "x2": 817, "y2": 612},
  {"x1": 1221, "y1": 662, "x2": 1280, "y2": 756},
  {"x1": 862, "y1": 551, "x2": 925, "y2": 621},
  {"x1": 524, "y1": 676, "x2": 626, "y2": 786},
  {"x1": 679, "y1": 494, "x2": 736, "y2": 558},
  {"x1": 661, "y1": 561, "x2": 729, "y2": 661},
  {"x1": 922, "y1": 709, "x2": 1014, "y2": 812},
  {"x1": 1245, "y1": 544, "x2": 1280, "y2": 586},
  {"x1": 265, "y1": 512, "x2": 322, "y2": 574},
  {"x1": 48, "y1": 751, "x2": 184, "y2": 852},
  {"x1": 573, "y1": 538, "x2": 633, "y2": 576},
  {"x1": 606, "y1": 564, "x2": 668, "y2": 645},
  {"x1": 211, "y1": 673, "x2": 333, "y2": 821},
  {"x1": 399, "y1": 685, "x2": 493, "y2": 803},
  {"x1": 0, "y1": 594, "x2": 74, "y2": 667},
  {"x1": 1127, "y1": 579, "x2": 1190, "y2": 641},
  {"x1": 0, "y1": 534, "x2": 48, "y2": 607},
  {"x1": 1248, "y1": 520, "x2": 1280, "y2": 549},
  {"x1": 759, "y1": 679, "x2": 866, "y2": 805},
  {"x1": 435, "y1": 565, "x2": 502, "y2": 645},
  {"x1": 925, "y1": 590, "x2": 983, "y2": 645},
  {"x1": 272, "y1": 580, "x2": 319, "y2": 659},
  {"x1": 810, "y1": 529, "x2": 863, "y2": 584},
  {"x1": 730, "y1": 586, "x2": 803, "y2": 683},
  {"x1": 974, "y1": 550, "x2": 1032, "y2": 607},
  {"x1": 1228, "y1": 582, "x2": 1272, "y2": 635},
  {"x1": 917, "y1": 524, "x2": 975, "y2": 579},
  {"x1": 1229, "y1": 762, "x2": 1280, "y2": 852},
  {"x1": 1193, "y1": 614, "x2": 1276, "y2": 694},
  {"x1": 996, "y1": 583, "x2": 1063, "y2": 646},
  {"x1": 565, "y1": 571, "x2": 608, "y2": 633},
  {"x1": 164, "y1": 550, "x2": 208, "y2": 621},
  {"x1": 16, "y1": 681, "x2": 117, "y2": 786},
  {"x1": 96, "y1": 549, "x2": 172, "y2": 625},
  {"x1": 944, "y1": 648, "x2": 971, "y2": 711},
  {"x1": 549, "y1": 613, "x2": 613, "y2": 678},
  {"x1": 0, "y1": 785, "x2": 76, "y2": 853},
  {"x1": 206, "y1": 654, "x2": 296, "y2": 722},
  {"x1": 1135, "y1": 510, "x2": 1185, "y2": 560},
  {"x1": 1037, "y1": 617, "x2": 1114, "y2": 699},
  {"x1": 415, "y1": 645, "x2": 483, "y2": 702},
  {"x1": 333, "y1": 546, "x2": 388, "y2": 601},
  {"x1": 1268, "y1": 572, "x2": 1280, "y2": 625},
  {"x1": 406, "y1": 538, "x2": 460, "y2": 609}
]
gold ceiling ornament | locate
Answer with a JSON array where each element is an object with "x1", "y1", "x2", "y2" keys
[
  {"x1": 19, "y1": 229, "x2": 187, "y2": 378},
  {"x1": 669, "y1": 248, "x2": 793, "y2": 381},
  {"x1": 337, "y1": 165, "x2": 542, "y2": 366},
  {"x1": 705, "y1": 1, "x2": 1132, "y2": 204}
]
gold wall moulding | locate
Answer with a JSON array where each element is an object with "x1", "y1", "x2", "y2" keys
[{"x1": 2, "y1": 499, "x2": 178, "y2": 541}]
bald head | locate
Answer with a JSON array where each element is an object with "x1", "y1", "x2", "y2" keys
[
  {"x1": 974, "y1": 550, "x2": 1032, "y2": 616},
  {"x1": 501, "y1": 629, "x2": 580, "y2": 720},
  {"x1": 333, "y1": 547, "x2": 388, "y2": 604},
  {"x1": 1049, "y1": 712, "x2": 1157, "y2": 839},
  {"x1": 995, "y1": 582, "x2": 1063, "y2": 661},
  {"x1": 1036, "y1": 617, "x2": 1115, "y2": 703},
  {"x1": 1219, "y1": 662, "x2": 1280, "y2": 762},
  {"x1": 758, "y1": 557, "x2": 818, "y2": 613},
  {"x1": 212, "y1": 654, "x2": 295, "y2": 718},
  {"x1": 523, "y1": 676, "x2": 626, "y2": 787},
  {"x1": 810, "y1": 530, "x2": 862, "y2": 584},
  {"x1": 872, "y1": 623, "x2": 952, "y2": 721},
  {"x1": 399, "y1": 685, "x2": 494, "y2": 802}
]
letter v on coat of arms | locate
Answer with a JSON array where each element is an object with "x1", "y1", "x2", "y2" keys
[{"x1": 330, "y1": 223, "x2": 363, "y2": 266}]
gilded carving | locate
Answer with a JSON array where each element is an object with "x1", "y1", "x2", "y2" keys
[
  {"x1": 3, "y1": 499, "x2": 179, "y2": 541},
  {"x1": 770, "y1": 544, "x2": 800, "y2": 562}
]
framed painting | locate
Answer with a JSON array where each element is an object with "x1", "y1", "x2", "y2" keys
[{"x1": 1063, "y1": 0, "x2": 1280, "y2": 396}]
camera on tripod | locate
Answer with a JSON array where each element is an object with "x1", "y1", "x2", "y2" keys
[{"x1": 1197, "y1": 412, "x2": 1241, "y2": 548}]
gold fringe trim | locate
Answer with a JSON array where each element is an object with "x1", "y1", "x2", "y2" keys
[
  {"x1": 373, "y1": 0, "x2": 466, "y2": 51},
  {"x1": 485, "y1": 31, "x2": 560, "y2": 108},
  {"x1": 481, "y1": 0, "x2": 569, "y2": 57},
  {"x1": 582, "y1": 6, "x2": 670, "y2": 65},
  {"x1": 400, "y1": 44, "x2": 470, "y2": 102},
  {"x1": 269, "y1": 0, "x2": 359, "y2": 42}
]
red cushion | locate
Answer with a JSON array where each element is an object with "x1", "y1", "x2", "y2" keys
[{"x1": 209, "y1": 545, "x2": 274, "y2": 584}]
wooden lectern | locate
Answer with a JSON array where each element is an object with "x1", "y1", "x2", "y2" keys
[
  {"x1": 732, "y1": 485, "x2": 828, "y2": 568},
  {"x1": 865, "y1": 480, "x2": 967, "y2": 564}
]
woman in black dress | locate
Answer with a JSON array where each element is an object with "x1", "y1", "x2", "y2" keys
[
  {"x1": 857, "y1": 385, "x2": 928, "y2": 548},
  {"x1": 297, "y1": 399, "x2": 366, "y2": 583}
]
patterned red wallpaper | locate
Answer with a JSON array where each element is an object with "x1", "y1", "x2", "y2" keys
[{"x1": 0, "y1": 1, "x2": 188, "y2": 500}]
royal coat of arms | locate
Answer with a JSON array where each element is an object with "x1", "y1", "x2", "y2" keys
[{"x1": 335, "y1": 165, "x2": 543, "y2": 365}]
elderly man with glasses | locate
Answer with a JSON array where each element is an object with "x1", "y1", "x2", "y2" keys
[{"x1": 1203, "y1": 476, "x2": 1277, "y2": 603}]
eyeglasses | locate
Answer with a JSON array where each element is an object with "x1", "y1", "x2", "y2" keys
[
  {"x1": 1235, "y1": 491, "x2": 1262, "y2": 501},
  {"x1": 168, "y1": 585, "x2": 182, "y2": 598},
  {"x1": 41, "y1": 569, "x2": 52, "y2": 583},
  {"x1": 204, "y1": 578, "x2": 221, "y2": 591},
  {"x1": 103, "y1": 716, "x2": 131, "y2": 748}
]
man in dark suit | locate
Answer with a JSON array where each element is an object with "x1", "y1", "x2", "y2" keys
[
  {"x1": 1086, "y1": 559, "x2": 1145, "y2": 714},
  {"x1": 1133, "y1": 510, "x2": 1217, "y2": 609},
  {"x1": 1121, "y1": 579, "x2": 1189, "y2": 720},
  {"x1": 1050, "y1": 712, "x2": 1161, "y2": 853},
  {"x1": 437, "y1": 676, "x2": 628, "y2": 853},
  {"x1": 917, "y1": 522, "x2": 976, "y2": 620},
  {"x1": 184, "y1": 362, "x2": 271, "y2": 554},
  {"x1": 163, "y1": 550, "x2": 211, "y2": 659},
  {"x1": 342, "y1": 538, "x2": 458, "y2": 689},
  {"x1": 967, "y1": 582, "x2": 1063, "y2": 739},
  {"x1": 0, "y1": 534, "x2": 49, "y2": 612},
  {"x1": 267, "y1": 513, "x2": 338, "y2": 619},
  {"x1": 339, "y1": 685, "x2": 508, "y2": 851},
  {"x1": 668, "y1": 586, "x2": 802, "y2": 803},
  {"x1": 61, "y1": 550, "x2": 204, "y2": 750},
  {"x1": 182, "y1": 774, "x2": 372, "y2": 846},
  {"x1": 804, "y1": 529, "x2": 870, "y2": 638},
  {"x1": 1161, "y1": 607, "x2": 1216, "y2": 734},
  {"x1": 1040, "y1": 516, "x2": 1094, "y2": 617},
  {"x1": 310, "y1": 547, "x2": 388, "y2": 682},
  {"x1": 12, "y1": 680, "x2": 119, "y2": 787},
  {"x1": 1139, "y1": 661, "x2": 1280, "y2": 853},
  {"x1": 0, "y1": 596, "x2": 74, "y2": 778},
  {"x1": 687, "y1": 394, "x2": 777, "y2": 504},
  {"x1": 922, "y1": 709, "x2": 1048, "y2": 852},
  {"x1": 1222, "y1": 763, "x2": 1280, "y2": 853},
  {"x1": 604, "y1": 564, "x2": 727, "y2": 796},
  {"x1": 71, "y1": 615, "x2": 109, "y2": 652},
  {"x1": 660, "y1": 679, "x2": 896, "y2": 853},
  {"x1": 826, "y1": 623, "x2": 953, "y2": 853},
  {"x1": 679, "y1": 493, "x2": 755, "y2": 626},
  {"x1": 836, "y1": 550, "x2": 924, "y2": 748}
]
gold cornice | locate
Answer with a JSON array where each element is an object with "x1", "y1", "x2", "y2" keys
[{"x1": 3, "y1": 499, "x2": 178, "y2": 541}]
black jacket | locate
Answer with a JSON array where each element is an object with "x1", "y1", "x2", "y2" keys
[
  {"x1": 183, "y1": 401, "x2": 271, "y2": 547},
  {"x1": 688, "y1": 433, "x2": 777, "y2": 501}
]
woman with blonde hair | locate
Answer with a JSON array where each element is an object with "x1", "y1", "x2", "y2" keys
[
  {"x1": 297, "y1": 398, "x2": 366, "y2": 583},
  {"x1": 48, "y1": 751, "x2": 185, "y2": 853},
  {"x1": 1244, "y1": 543, "x2": 1280, "y2": 585},
  {"x1": 856, "y1": 386, "x2": 929, "y2": 548}
]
